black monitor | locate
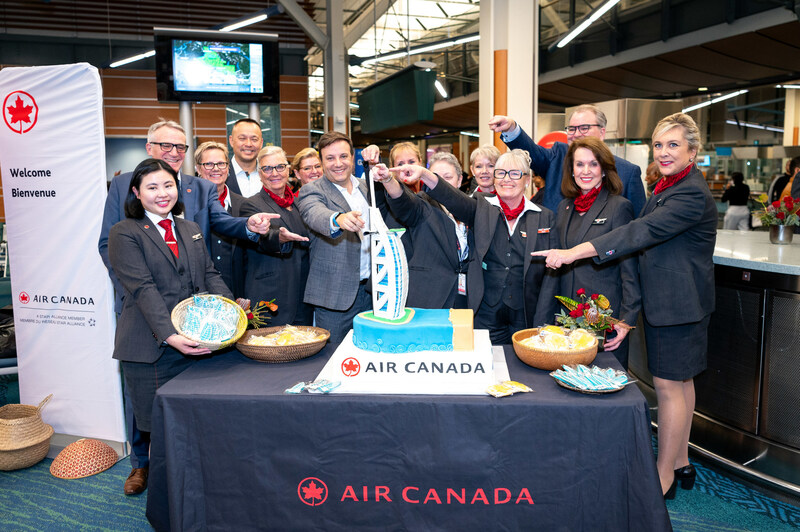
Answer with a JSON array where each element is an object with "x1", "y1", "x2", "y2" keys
[{"x1": 153, "y1": 27, "x2": 280, "y2": 103}]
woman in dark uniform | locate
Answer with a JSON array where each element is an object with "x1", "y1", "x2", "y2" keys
[
  {"x1": 553, "y1": 137, "x2": 641, "y2": 368},
  {"x1": 371, "y1": 152, "x2": 473, "y2": 309},
  {"x1": 388, "y1": 149, "x2": 559, "y2": 345},
  {"x1": 240, "y1": 146, "x2": 312, "y2": 326},
  {"x1": 109, "y1": 158, "x2": 232, "y2": 440},
  {"x1": 535, "y1": 113, "x2": 717, "y2": 498}
]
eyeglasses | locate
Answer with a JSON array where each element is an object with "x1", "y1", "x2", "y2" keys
[
  {"x1": 200, "y1": 162, "x2": 229, "y2": 170},
  {"x1": 151, "y1": 142, "x2": 189, "y2": 153},
  {"x1": 300, "y1": 164, "x2": 322, "y2": 173},
  {"x1": 260, "y1": 164, "x2": 288, "y2": 174},
  {"x1": 493, "y1": 169, "x2": 527, "y2": 180},
  {"x1": 565, "y1": 124, "x2": 600, "y2": 135}
]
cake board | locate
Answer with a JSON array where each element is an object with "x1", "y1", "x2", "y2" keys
[{"x1": 313, "y1": 329, "x2": 510, "y2": 395}]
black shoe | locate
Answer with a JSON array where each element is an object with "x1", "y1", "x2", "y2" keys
[
  {"x1": 674, "y1": 464, "x2": 696, "y2": 490},
  {"x1": 663, "y1": 478, "x2": 677, "y2": 500}
]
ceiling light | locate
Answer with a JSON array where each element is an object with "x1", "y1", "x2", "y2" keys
[
  {"x1": 777, "y1": 84, "x2": 800, "y2": 89},
  {"x1": 698, "y1": 87, "x2": 708, "y2": 92},
  {"x1": 460, "y1": 131, "x2": 480, "y2": 138},
  {"x1": 682, "y1": 89, "x2": 748, "y2": 113},
  {"x1": 435, "y1": 80, "x2": 448, "y2": 98},
  {"x1": 109, "y1": 50, "x2": 155, "y2": 68},
  {"x1": 359, "y1": 33, "x2": 479, "y2": 67},
  {"x1": 552, "y1": 0, "x2": 621, "y2": 50},
  {"x1": 725, "y1": 120, "x2": 783, "y2": 133},
  {"x1": 220, "y1": 14, "x2": 268, "y2": 32}
]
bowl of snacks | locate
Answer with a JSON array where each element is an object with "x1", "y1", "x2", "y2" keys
[
  {"x1": 512, "y1": 326, "x2": 598, "y2": 370},
  {"x1": 171, "y1": 295, "x2": 248, "y2": 350},
  {"x1": 236, "y1": 325, "x2": 330, "y2": 363}
]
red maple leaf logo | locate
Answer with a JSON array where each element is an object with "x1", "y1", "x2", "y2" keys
[
  {"x1": 297, "y1": 477, "x2": 328, "y2": 506},
  {"x1": 7, "y1": 96, "x2": 33, "y2": 125},
  {"x1": 19, "y1": 292, "x2": 30, "y2": 304},
  {"x1": 341, "y1": 357, "x2": 360, "y2": 377}
]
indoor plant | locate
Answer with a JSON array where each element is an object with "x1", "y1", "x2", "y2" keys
[
  {"x1": 756, "y1": 194, "x2": 800, "y2": 244},
  {"x1": 554, "y1": 289, "x2": 626, "y2": 348}
]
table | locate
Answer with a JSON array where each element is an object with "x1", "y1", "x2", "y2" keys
[{"x1": 146, "y1": 346, "x2": 671, "y2": 531}]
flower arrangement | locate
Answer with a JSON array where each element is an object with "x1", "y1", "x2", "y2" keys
[
  {"x1": 244, "y1": 299, "x2": 278, "y2": 329},
  {"x1": 555, "y1": 288, "x2": 623, "y2": 336},
  {"x1": 756, "y1": 194, "x2": 800, "y2": 226}
]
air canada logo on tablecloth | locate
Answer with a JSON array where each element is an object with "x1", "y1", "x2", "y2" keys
[
  {"x1": 3, "y1": 90, "x2": 38, "y2": 134},
  {"x1": 341, "y1": 357, "x2": 361, "y2": 377},
  {"x1": 298, "y1": 477, "x2": 328, "y2": 506},
  {"x1": 298, "y1": 476, "x2": 534, "y2": 507}
]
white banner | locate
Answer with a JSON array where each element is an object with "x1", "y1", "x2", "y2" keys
[{"x1": 0, "y1": 63, "x2": 125, "y2": 442}]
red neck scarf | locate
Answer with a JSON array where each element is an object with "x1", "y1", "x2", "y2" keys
[
  {"x1": 266, "y1": 185, "x2": 295, "y2": 208},
  {"x1": 573, "y1": 185, "x2": 601, "y2": 213},
  {"x1": 497, "y1": 195, "x2": 526, "y2": 222},
  {"x1": 654, "y1": 164, "x2": 693, "y2": 195},
  {"x1": 218, "y1": 186, "x2": 228, "y2": 208}
]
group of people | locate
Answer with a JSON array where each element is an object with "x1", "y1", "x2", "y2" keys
[{"x1": 99, "y1": 105, "x2": 716, "y2": 502}]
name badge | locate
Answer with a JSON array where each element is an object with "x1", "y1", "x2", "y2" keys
[
  {"x1": 192, "y1": 233, "x2": 203, "y2": 241},
  {"x1": 481, "y1": 261, "x2": 488, "y2": 270},
  {"x1": 458, "y1": 273, "x2": 467, "y2": 295},
  {"x1": 520, "y1": 231, "x2": 527, "y2": 238},
  {"x1": 592, "y1": 218, "x2": 607, "y2": 225},
  {"x1": 537, "y1": 227, "x2": 550, "y2": 234}
]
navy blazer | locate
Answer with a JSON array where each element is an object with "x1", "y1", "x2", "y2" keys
[
  {"x1": 209, "y1": 191, "x2": 246, "y2": 298},
  {"x1": 108, "y1": 216, "x2": 232, "y2": 364},
  {"x1": 553, "y1": 189, "x2": 641, "y2": 326},
  {"x1": 505, "y1": 127, "x2": 646, "y2": 216},
  {"x1": 240, "y1": 190, "x2": 312, "y2": 326},
  {"x1": 225, "y1": 164, "x2": 242, "y2": 196},
  {"x1": 591, "y1": 166, "x2": 716, "y2": 327},
  {"x1": 426, "y1": 178, "x2": 559, "y2": 327},
  {"x1": 99, "y1": 170, "x2": 248, "y2": 312},
  {"x1": 385, "y1": 186, "x2": 475, "y2": 309}
]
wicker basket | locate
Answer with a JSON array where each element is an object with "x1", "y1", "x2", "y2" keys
[
  {"x1": 236, "y1": 326, "x2": 330, "y2": 363},
  {"x1": 170, "y1": 295, "x2": 248, "y2": 350},
  {"x1": 0, "y1": 394, "x2": 55, "y2": 471},
  {"x1": 512, "y1": 328, "x2": 598, "y2": 371}
]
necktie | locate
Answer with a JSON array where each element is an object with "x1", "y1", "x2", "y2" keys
[{"x1": 158, "y1": 219, "x2": 179, "y2": 258}]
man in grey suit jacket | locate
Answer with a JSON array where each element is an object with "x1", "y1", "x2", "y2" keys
[
  {"x1": 297, "y1": 131, "x2": 372, "y2": 343},
  {"x1": 489, "y1": 105, "x2": 646, "y2": 216}
]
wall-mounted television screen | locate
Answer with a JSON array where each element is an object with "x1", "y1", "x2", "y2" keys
[{"x1": 154, "y1": 27, "x2": 279, "y2": 103}]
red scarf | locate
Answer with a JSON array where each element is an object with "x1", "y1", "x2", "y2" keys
[
  {"x1": 266, "y1": 185, "x2": 295, "y2": 208},
  {"x1": 497, "y1": 195, "x2": 526, "y2": 222},
  {"x1": 573, "y1": 185, "x2": 601, "y2": 213},
  {"x1": 654, "y1": 164, "x2": 693, "y2": 195},
  {"x1": 218, "y1": 186, "x2": 228, "y2": 208}
]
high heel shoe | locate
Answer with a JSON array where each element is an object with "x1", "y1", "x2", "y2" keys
[
  {"x1": 674, "y1": 464, "x2": 696, "y2": 490},
  {"x1": 663, "y1": 478, "x2": 677, "y2": 500}
]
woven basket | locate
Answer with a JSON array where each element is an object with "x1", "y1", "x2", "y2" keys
[
  {"x1": 512, "y1": 328, "x2": 597, "y2": 371},
  {"x1": 170, "y1": 295, "x2": 247, "y2": 350},
  {"x1": 236, "y1": 326, "x2": 330, "y2": 363},
  {"x1": 0, "y1": 394, "x2": 55, "y2": 471}
]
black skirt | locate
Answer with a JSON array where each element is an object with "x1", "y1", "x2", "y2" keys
[{"x1": 643, "y1": 314, "x2": 710, "y2": 381}]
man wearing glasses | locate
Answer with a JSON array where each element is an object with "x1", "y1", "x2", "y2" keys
[
  {"x1": 489, "y1": 104, "x2": 645, "y2": 215},
  {"x1": 225, "y1": 118, "x2": 264, "y2": 197},
  {"x1": 97, "y1": 119, "x2": 275, "y2": 497}
]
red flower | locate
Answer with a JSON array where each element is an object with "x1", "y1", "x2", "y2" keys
[
  {"x1": 569, "y1": 309, "x2": 583, "y2": 318},
  {"x1": 246, "y1": 312, "x2": 254, "y2": 320},
  {"x1": 606, "y1": 325, "x2": 615, "y2": 332},
  {"x1": 591, "y1": 293, "x2": 599, "y2": 300},
  {"x1": 777, "y1": 211, "x2": 786, "y2": 220},
  {"x1": 785, "y1": 198, "x2": 795, "y2": 210},
  {"x1": 773, "y1": 200, "x2": 781, "y2": 209},
  {"x1": 576, "y1": 288, "x2": 586, "y2": 296}
]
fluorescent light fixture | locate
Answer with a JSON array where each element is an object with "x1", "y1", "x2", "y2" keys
[
  {"x1": 226, "y1": 107, "x2": 250, "y2": 117},
  {"x1": 698, "y1": 87, "x2": 708, "y2": 91},
  {"x1": 349, "y1": 102, "x2": 360, "y2": 108},
  {"x1": 220, "y1": 13, "x2": 268, "y2": 32},
  {"x1": 310, "y1": 129, "x2": 324, "y2": 134},
  {"x1": 682, "y1": 89, "x2": 748, "y2": 113},
  {"x1": 460, "y1": 131, "x2": 480, "y2": 138},
  {"x1": 359, "y1": 33, "x2": 479, "y2": 67},
  {"x1": 109, "y1": 50, "x2": 155, "y2": 68},
  {"x1": 555, "y1": 0, "x2": 621, "y2": 49},
  {"x1": 351, "y1": 116, "x2": 361, "y2": 121},
  {"x1": 725, "y1": 120, "x2": 783, "y2": 133},
  {"x1": 434, "y1": 79, "x2": 448, "y2": 98},
  {"x1": 777, "y1": 84, "x2": 800, "y2": 89}
]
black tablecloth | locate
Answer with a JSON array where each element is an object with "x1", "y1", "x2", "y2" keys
[{"x1": 146, "y1": 346, "x2": 671, "y2": 531}]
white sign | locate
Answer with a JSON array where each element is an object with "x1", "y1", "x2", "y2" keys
[{"x1": 0, "y1": 63, "x2": 125, "y2": 442}]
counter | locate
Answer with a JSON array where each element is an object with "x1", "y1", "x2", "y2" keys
[{"x1": 631, "y1": 228, "x2": 800, "y2": 497}]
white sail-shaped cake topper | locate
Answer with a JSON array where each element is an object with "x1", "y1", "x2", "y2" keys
[{"x1": 366, "y1": 164, "x2": 409, "y2": 320}]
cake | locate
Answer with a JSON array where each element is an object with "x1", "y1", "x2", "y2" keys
[{"x1": 352, "y1": 308, "x2": 474, "y2": 353}]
